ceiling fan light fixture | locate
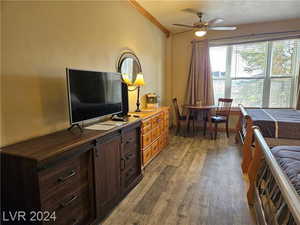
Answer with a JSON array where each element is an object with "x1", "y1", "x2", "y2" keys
[{"x1": 194, "y1": 29, "x2": 207, "y2": 37}]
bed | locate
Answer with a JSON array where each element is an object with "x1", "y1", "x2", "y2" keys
[
  {"x1": 247, "y1": 127, "x2": 300, "y2": 225},
  {"x1": 235, "y1": 105, "x2": 300, "y2": 173}
]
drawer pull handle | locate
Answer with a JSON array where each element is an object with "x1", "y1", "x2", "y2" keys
[
  {"x1": 58, "y1": 170, "x2": 76, "y2": 183},
  {"x1": 72, "y1": 218, "x2": 79, "y2": 225},
  {"x1": 60, "y1": 195, "x2": 78, "y2": 208},
  {"x1": 126, "y1": 137, "x2": 134, "y2": 144},
  {"x1": 126, "y1": 153, "x2": 133, "y2": 160},
  {"x1": 121, "y1": 158, "x2": 126, "y2": 170}
]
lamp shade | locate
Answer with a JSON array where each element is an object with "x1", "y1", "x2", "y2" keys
[
  {"x1": 133, "y1": 73, "x2": 145, "y2": 86},
  {"x1": 122, "y1": 73, "x2": 132, "y2": 85}
]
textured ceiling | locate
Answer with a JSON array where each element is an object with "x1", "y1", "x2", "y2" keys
[{"x1": 137, "y1": 0, "x2": 300, "y2": 33}]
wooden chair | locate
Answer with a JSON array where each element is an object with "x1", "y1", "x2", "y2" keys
[
  {"x1": 205, "y1": 98, "x2": 233, "y2": 139},
  {"x1": 172, "y1": 98, "x2": 194, "y2": 136}
]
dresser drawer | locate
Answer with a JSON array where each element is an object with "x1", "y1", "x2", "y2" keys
[
  {"x1": 151, "y1": 115, "x2": 160, "y2": 128},
  {"x1": 164, "y1": 112, "x2": 169, "y2": 120},
  {"x1": 142, "y1": 132, "x2": 152, "y2": 148},
  {"x1": 121, "y1": 150, "x2": 138, "y2": 172},
  {"x1": 165, "y1": 119, "x2": 169, "y2": 129},
  {"x1": 121, "y1": 163, "x2": 139, "y2": 191},
  {"x1": 142, "y1": 118, "x2": 152, "y2": 128},
  {"x1": 142, "y1": 124, "x2": 152, "y2": 134},
  {"x1": 151, "y1": 126, "x2": 160, "y2": 141},
  {"x1": 122, "y1": 128, "x2": 138, "y2": 156},
  {"x1": 143, "y1": 146, "x2": 152, "y2": 165},
  {"x1": 45, "y1": 187, "x2": 92, "y2": 225},
  {"x1": 39, "y1": 152, "x2": 90, "y2": 204},
  {"x1": 159, "y1": 112, "x2": 164, "y2": 120},
  {"x1": 123, "y1": 128, "x2": 137, "y2": 146},
  {"x1": 159, "y1": 124, "x2": 163, "y2": 135},
  {"x1": 123, "y1": 140, "x2": 138, "y2": 156},
  {"x1": 159, "y1": 137, "x2": 164, "y2": 151},
  {"x1": 165, "y1": 126, "x2": 169, "y2": 135},
  {"x1": 152, "y1": 140, "x2": 159, "y2": 156},
  {"x1": 160, "y1": 123, "x2": 165, "y2": 133}
]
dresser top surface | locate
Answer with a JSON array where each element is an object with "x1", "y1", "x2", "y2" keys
[
  {"x1": 1, "y1": 118, "x2": 141, "y2": 163},
  {"x1": 128, "y1": 106, "x2": 169, "y2": 120}
]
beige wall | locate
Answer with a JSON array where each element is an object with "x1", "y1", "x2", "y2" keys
[
  {"x1": 168, "y1": 18, "x2": 300, "y2": 128},
  {"x1": 1, "y1": 1, "x2": 167, "y2": 147},
  {"x1": 0, "y1": 2, "x2": 3, "y2": 145}
]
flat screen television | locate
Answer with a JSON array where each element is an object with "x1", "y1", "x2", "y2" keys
[{"x1": 66, "y1": 68, "x2": 123, "y2": 124}]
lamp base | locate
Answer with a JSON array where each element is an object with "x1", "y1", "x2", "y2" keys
[{"x1": 135, "y1": 86, "x2": 141, "y2": 112}]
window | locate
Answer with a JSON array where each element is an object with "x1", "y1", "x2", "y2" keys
[{"x1": 210, "y1": 39, "x2": 299, "y2": 107}]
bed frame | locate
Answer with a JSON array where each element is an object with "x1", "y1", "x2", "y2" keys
[
  {"x1": 247, "y1": 127, "x2": 300, "y2": 225},
  {"x1": 235, "y1": 105, "x2": 300, "y2": 174},
  {"x1": 235, "y1": 104, "x2": 253, "y2": 173}
]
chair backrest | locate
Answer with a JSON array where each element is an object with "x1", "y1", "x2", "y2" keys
[
  {"x1": 172, "y1": 98, "x2": 181, "y2": 125},
  {"x1": 216, "y1": 98, "x2": 233, "y2": 118}
]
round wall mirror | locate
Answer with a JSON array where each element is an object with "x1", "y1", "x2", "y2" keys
[{"x1": 117, "y1": 52, "x2": 142, "y2": 85}]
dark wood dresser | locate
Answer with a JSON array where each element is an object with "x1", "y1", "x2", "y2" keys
[{"x1": 1, "y1": 119, "x2": 142, "y2": 225}]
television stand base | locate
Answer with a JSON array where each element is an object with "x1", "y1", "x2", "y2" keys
[
  {"x1": 68, "y1": 124, "x2": 83, "y2": 133},
  {"x1": 111, "y1": 114, "x2": 128, "y2": 122}
]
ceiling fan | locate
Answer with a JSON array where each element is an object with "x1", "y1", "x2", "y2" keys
[{"x1": 173, "y1": 9, "x2": 237, "y2": 37}]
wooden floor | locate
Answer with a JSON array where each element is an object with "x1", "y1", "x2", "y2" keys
[{"x1": 102, "y1": 132, "x2": 256, "y2": 225}]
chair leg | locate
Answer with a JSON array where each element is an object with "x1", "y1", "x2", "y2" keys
[
  {"x1": 193, "y1": 117, "x2": 195, "y2": 134},
  {"x1": 226, "y1": 121, "x2": 229, "y2": 138},
  {"x1": 176, "y1": 124, "x2": 180, "y2": 136},
  {"x1": 185, "y1": 110, "x2": 191, "y2": 136},
  {"x1": 203, "y1": 120, "x2": 207, "y2": 136},
  {"x1": 214, "y1": 123, "x2": 218, "y2": 140}
]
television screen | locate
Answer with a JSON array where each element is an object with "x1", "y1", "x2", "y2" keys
[{"x1": 66, "y1": 69, "x2": 122, "y2": 124}]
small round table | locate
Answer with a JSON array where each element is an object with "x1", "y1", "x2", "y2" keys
[{"x1": 183, "y1": 105, "x2": 217, "y2": 138}]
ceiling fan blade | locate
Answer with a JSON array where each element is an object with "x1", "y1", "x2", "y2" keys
[
  {"x1": 182, "y1": 8, "x2": 200, "y2": 14},
  {"x1": 208, "y1": 18, "x2": 224, "y2": 25},
  {"x1": 209, "y1": 26, "x2": 237, "y2": 30},
  {"x1": 173, "y1": 23, "x2": 196, "y2": 28}
]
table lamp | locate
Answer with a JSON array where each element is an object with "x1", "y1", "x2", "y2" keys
[
  {"x1": 133, "y1": 73, "x2": 145, "y2": 112},
  {"x1": 121, "y1": 73, "x2": 132, "y2": 85}
]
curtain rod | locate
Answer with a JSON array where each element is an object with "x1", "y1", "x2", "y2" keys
[{"x1": 191, "y1": 29, "x2": 300, "y2": 43}]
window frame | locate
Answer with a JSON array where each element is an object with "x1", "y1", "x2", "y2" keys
[{"x1": 210, "y1": 39, "x2": 299, "y2": 108}]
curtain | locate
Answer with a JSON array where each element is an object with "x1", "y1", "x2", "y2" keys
[
  {"x1": 185, "y1": 40, "x2": 214, "y2": 105},
  {"x1": 296, "y1": 67, "x2": 300, "y2": 110}
]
